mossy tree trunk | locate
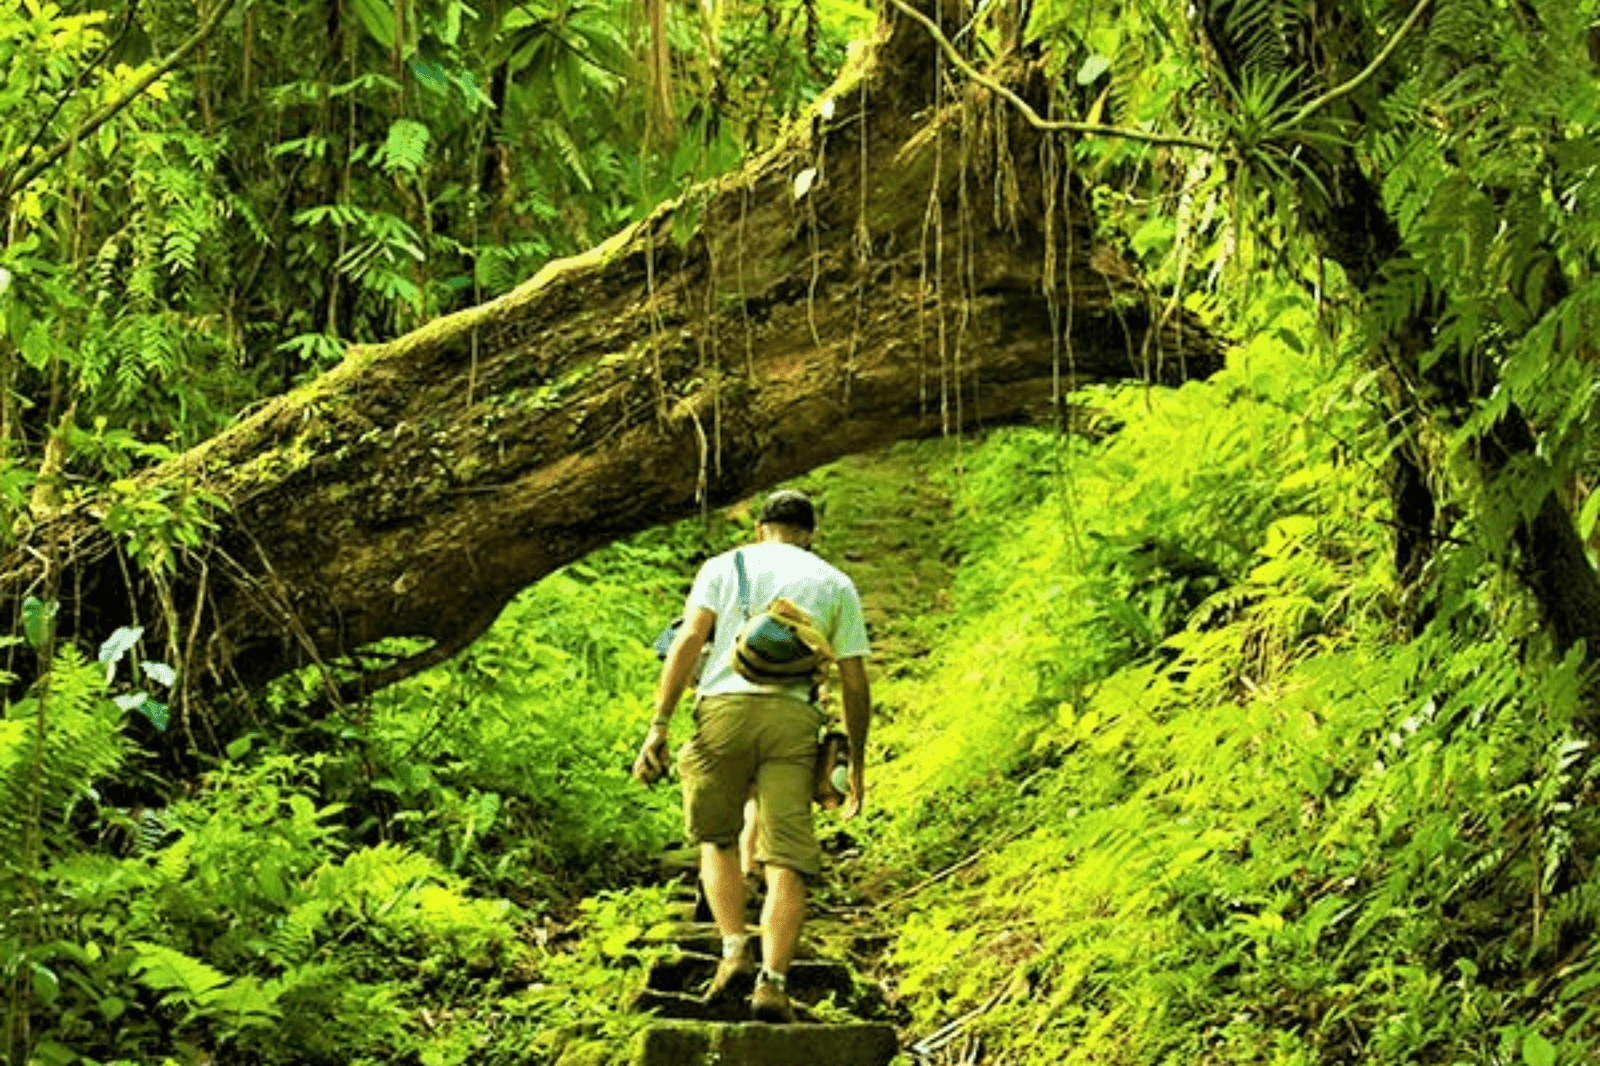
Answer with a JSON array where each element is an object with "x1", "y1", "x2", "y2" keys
[
  {"x1": 1, "y1": 1, "x2": 1222, "y2": 732},
  {"x1": 1192, "y1": 1, "x2": 1600, "y2": 669}
]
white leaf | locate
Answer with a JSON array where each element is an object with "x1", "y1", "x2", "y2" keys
[
  {"x1": 99, "y1": 626, "x2": 143, "y2": 682},
  {"x1": 142, "y1": 661, "x2": 177, "y2": 688},
  {"x1": 819, "y1": 97, "x2": 835, "y2": 121},
  {"x1": 792, "y1": 167, "x2": 818, "y2": 201},
  {"x1": 1077, "y1": 53, "x2": 1112, "y2": 85}
]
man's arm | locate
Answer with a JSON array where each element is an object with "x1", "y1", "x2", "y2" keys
[
  {"x1": 838, "y1": 655, "x2": 871, "y2": 819},
  {"x1": 656, "y1": 607, "x2": 716, "y2": 720},
  {"x1": 632, "y1": 607, "x2": 716, "y2": 785}
]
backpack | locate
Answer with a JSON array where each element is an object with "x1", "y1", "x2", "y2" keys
[
  {"x1": 653, "y1": 550, "x2": 834, "y2": 690},
  {"x1": 728, "y1": 551, "x2": 835, "y2": 686},
  {"x1": 652, "y1": 615, "x2": 711, "y2": 681}
]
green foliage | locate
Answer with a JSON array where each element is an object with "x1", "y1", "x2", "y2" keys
[
  {"x1": 0, "y1": 0, "x2": 859, "y2": 498},
  {"x1": 878, "y1": 297, "x2": 1366, "y2": 817},
  {"x1": 15, "y1": 741, "x2": 535, "y2": 1064},
  {"x1": 863, "y1": 326, "x2": 1600, "y2": 1064},
  {"x1": 0, "y1": 647, "x2": 125, "y2": 890},
  {"x1": 350, "y1": 513, "x2": 746, "y2": 898},
  {"x1": 0, "y1": 482, "x2": 744, "y2": 1064},
  {"x1": 517, "y1": 886, "x2": 677, "y2": 1064},
  {"x1": 9, "y1": 3, "x2": 1600, "y2": 1065}
]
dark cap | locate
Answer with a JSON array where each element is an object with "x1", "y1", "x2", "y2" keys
[{"x1": 757, "y1": 489, "x2": 815, "y2": 531}]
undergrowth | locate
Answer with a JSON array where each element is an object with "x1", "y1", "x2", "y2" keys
[
  {"x1": 8, "y1": 303, "x2": 1600, "y2": 1065},
  {"x1": 856, "y1": 299, "x2": 1600, "y2": 1065},
  {"x1": 1, "y1": 516, "x2": 740, "y2": 1064}
]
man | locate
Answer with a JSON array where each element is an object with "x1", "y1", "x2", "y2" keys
[{"x1": 632, "y1": 489, "x2": 871, "y2": 1023}]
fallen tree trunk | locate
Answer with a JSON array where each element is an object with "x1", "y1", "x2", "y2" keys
[{"x1": 2, "y1": 1, "x2": 1223, "y2": 730}]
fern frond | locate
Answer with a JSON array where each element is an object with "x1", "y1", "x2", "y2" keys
[
  {"x1": 379, "y1": 118, "x2": 432, "y2": 175},
  {"x1": 1203, "y1": 0, "x2": 1302, "y2": 84},
  {"x1": 0, "y1": 649, "x2": 124, "y2": 882}
]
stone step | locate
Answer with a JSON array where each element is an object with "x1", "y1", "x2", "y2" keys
[
  {"x1": 633, "y1": 1022, "x2": 897, "y2": 1066},
  {"x1": 644, "y1": 951, "x2": 856, "y2": 1003},
  {"x1": 670, "y1": 877, "x2": 768, "y2": 902},
  {"x1": 628, "y1": 988, "x2": 816, "y2": 1024},
  {"x1": 668, "y1": 882, "x2": 768, "y2": 923},
  {"x1": 643, "y1": 920, "x2": 859, "y2": 960},
  {"x1": 664, "y1": 893, "x2": 708, "y2": 925},
  {"x1": 638, "y1": 922, "x2": 759, "y2": 956}
]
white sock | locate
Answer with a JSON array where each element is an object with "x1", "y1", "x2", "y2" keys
[
  {"x1": 760, "y1": 968, "x2": 787, "y2": 990},
  {"x1": 722, "y1": 934, "x2": 748, "y2": 960}
]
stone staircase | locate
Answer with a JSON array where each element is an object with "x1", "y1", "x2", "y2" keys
[{"x1": 626, "y1": 857, "x2": 899, "y2": 1066}]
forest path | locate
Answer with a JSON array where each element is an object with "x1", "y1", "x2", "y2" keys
[
  {"x1": 623, "y1": 439, "x2": 975, "y2": 1064},
  {"x1": 805, "y1": 438, "x2": 967, "y2": 673},
  {"x1": 623, "y1": 861, "x2": 899, "y2": 1065}
]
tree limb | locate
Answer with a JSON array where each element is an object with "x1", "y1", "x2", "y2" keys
[
  {"x1": 0, "y1": 0, "x2": 1226, "y2": 732},
  {"x1": 0, "y1": 0, "x2": 242, "y2": 206},
  {"x1": 1284, "y1": 0, "x2": 1435, "y2": 129},
  {"x1": 884, "y1": 0, "x2": 1220, "y2": 151}
]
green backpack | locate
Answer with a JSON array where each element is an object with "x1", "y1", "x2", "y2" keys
[{"x1": 729, "y1": 552, "x2": 833, "y2": 685}]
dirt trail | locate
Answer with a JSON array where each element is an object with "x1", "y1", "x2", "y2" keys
[{"x1": 619, "y1": 440, "x2": 974, "y2": 1063}]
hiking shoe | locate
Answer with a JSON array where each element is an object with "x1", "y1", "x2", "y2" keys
[
  {"x1": 751, "y1": 978, "x2": 796, "y2": 1023},
  {"x1": 702, "y1": 954, "x2": 756, "y2": 1005}
]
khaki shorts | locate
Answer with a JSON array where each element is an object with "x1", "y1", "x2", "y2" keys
[{"x1": 678, "y1": 693, "x2": 824, "y2": 877}]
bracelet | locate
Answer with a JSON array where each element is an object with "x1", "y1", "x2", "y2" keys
[{"x1": 651, "y1": 713, "x2": 673, "y2": 730}]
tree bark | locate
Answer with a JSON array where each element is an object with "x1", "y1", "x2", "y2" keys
[{"x1": 1, "y1": 1, "x2": 1222, "y2": 726}]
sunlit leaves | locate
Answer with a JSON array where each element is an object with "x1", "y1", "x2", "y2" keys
[
  {"x1": 867, "y1": 326, "x2": 1598, "y2": 1063},
  {"x1": 22, "y1": 595, "x2": 57, "y2": 650},
  {"x1": 348, "y1": 0, "x2": 404, "y2": 53},
  {"x1": 379, "y1": 118, "x2": 431, "y2": 175}
]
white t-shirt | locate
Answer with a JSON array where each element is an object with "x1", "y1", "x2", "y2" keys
[{"x1": 687, "y1": 541, "x2": 870, "y2": 701}]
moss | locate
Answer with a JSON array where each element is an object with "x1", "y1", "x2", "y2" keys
[
  {"x1": 454, "y1": 453, "x2": 484, "y2": 484},
  {"x1": 526, "y1": 359, "x2": 604, "y2": 410},
  {"x1": 553, "y1": 1038, "x2": 627, "y2": 1066}
]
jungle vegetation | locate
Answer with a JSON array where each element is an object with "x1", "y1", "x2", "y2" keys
[{"x1": 3, "y1": 0, "x2": 1600, "y2": 1063}]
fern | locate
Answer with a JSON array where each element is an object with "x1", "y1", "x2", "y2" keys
[
  {"x1": 1202, "y1": 0, "x2": 1304, "y2": 86},
  {"x1": 0, "y1": 648, "x2": 125, "y2": 886},
  {"x1": 129, "y1": 940, "x2": 282, "y2": 1030},
  {"x1": 130, "y1": 940, "x2": 232, "y2": 1002},
  {"x1": 379, "y1": 117, "x2": 431, "y2": 175}
]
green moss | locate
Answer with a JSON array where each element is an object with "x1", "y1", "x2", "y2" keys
[
  {"x1": 526, "y1": 359, "x2": 603, "y2": 410},
  {"x1": 554, "y1": 1039, "x2": 626, "y2": 1066},
  {"x1": 454, "y1": 453, "x2": 483, "y2": 483}
]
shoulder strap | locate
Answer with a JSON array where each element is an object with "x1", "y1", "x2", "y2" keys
[{"x1": 734, "y1": 550, "x2": 751, "y2": 620}]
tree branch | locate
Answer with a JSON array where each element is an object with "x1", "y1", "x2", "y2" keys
[
  {"x1": 0, "y1": 0, "x2": 242, "y2": 206},
  {"x1": 883, "y1": 0, "x2": 1219, "y2": 152},
  {"x1": 1286, "y1": 0, "x2": 1434, "y2": 128},
  {"x1": 0, "y1": 0, "x2": 143, "y2": 203}
]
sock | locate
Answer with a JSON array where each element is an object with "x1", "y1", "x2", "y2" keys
[
  {"x1": 759, "y1": 968, "x2": 788, "y2": 990},
  {"x1": 722, "y1": 934, "x2": 748, "y2": 960}
]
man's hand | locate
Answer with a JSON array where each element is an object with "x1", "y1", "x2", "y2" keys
[
  {"x1": 842, "y1": 761, "x2": 866, "y2": 819},
  {"x1": 837, "y1": 656, "x2": 871, "y2": 820},
  {"x1": 632, "y1": 723, "x2": 672, "y2": 786}
]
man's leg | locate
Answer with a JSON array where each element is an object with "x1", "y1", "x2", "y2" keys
[
  {"x1": 739, "y1": 792, "x2": 759, "y2": 876},
  {"x1": 751, "y1": 863, "x2": 804, "y2": 1022},
  {"x1": 700, "y1": 839, "x2": 758, "y2": 1003},
  {"x1": 746, "y1": 695, "x2": 821, "y2": 1023},
  {"x1": 701, "y1": 842, "x2": 747, "y2": 939},
  {"x1": 760, "y1": 863, "x2": 806, "y2": 973},
  {"x1": 678, "y1": 695, "x2": 758, "y2": 1003}
]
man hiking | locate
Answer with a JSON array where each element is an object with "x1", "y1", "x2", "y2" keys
[{"x1": 632, "y1": 489, "x2": 871, "y2": 1023}]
